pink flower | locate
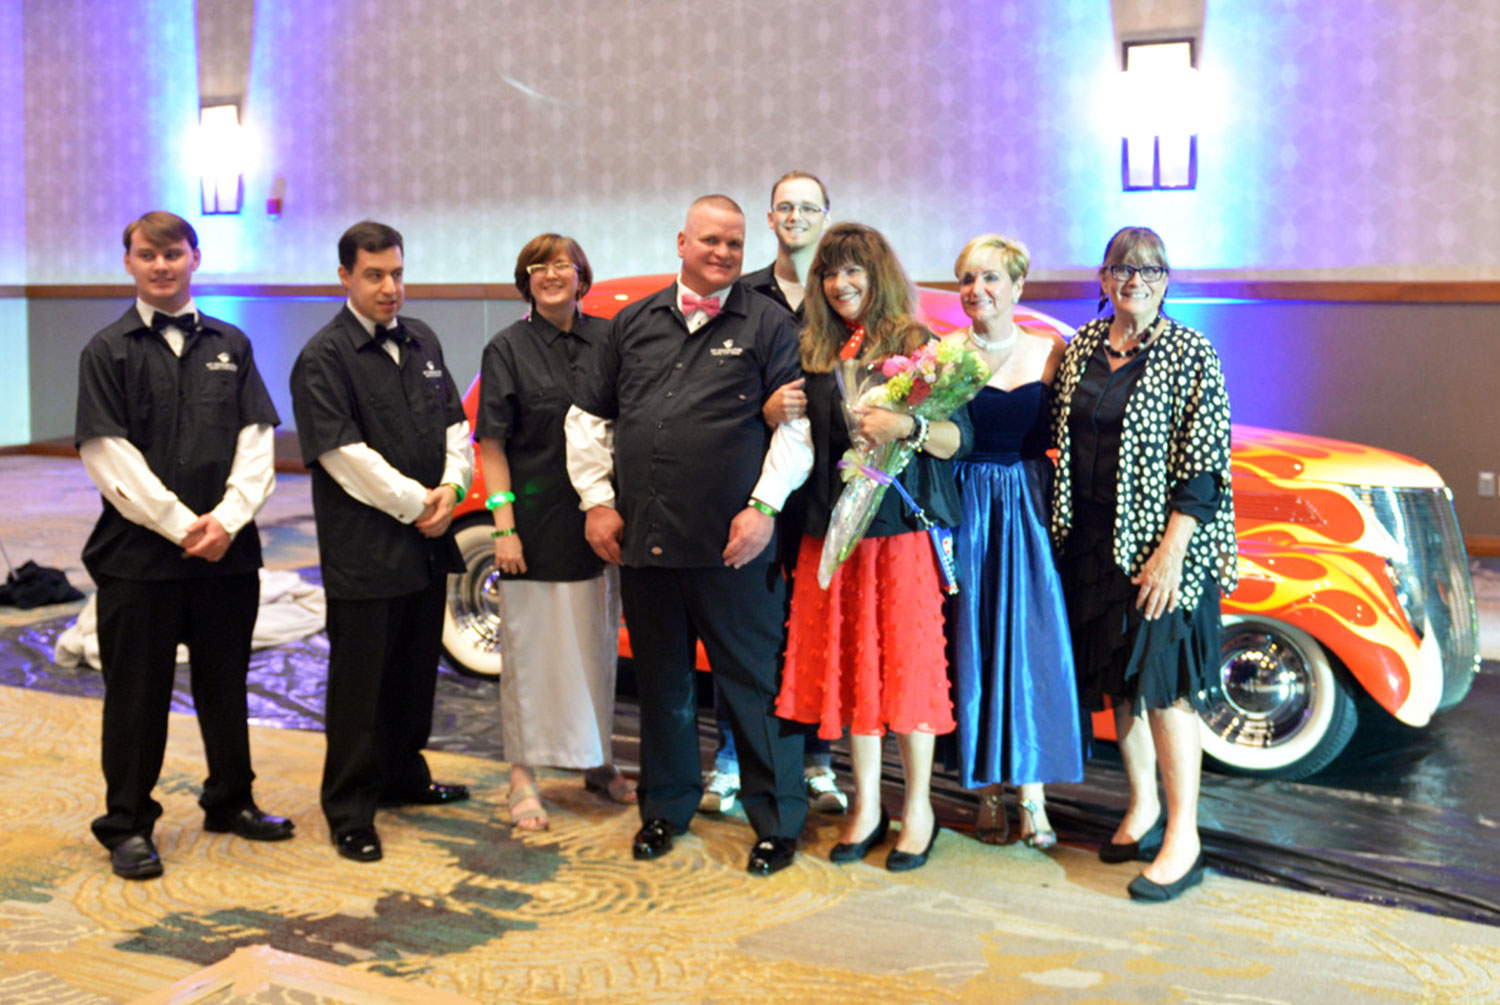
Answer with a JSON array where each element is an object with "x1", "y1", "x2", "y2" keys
[{"x1": 881, "y1": 355, "x2": 911, "y2": 378}]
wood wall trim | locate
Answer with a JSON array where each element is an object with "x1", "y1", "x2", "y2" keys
[{"x1": 11, "y1": 280, "x2": 1500, "y2": 304}]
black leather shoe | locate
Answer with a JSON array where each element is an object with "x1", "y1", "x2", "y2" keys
[
  {"x1": 335, "y1": 826, "x2": 382, "y2": 862},
  {"x1": 1099, "y1": 813, "x2": 1166, "y2": 864},
  {"x1": 380, "y1": 781, "x2": 470, "y2": 807},
  {"x1": 204, "y1": 806, "x2": 295, "y2": 841},
  {"x1": 1128, "y1": 853, "x2": 1206, "y2": 902},
  {"x1": 632, "y1": 818, "x2": 682, "y2": 860},
  {"x1": 110, "y1": 834, "x2": 163, "y2": 880},
  {"x1": 830, "y1": 807, "x2": 890, "y2": 864},
  {"x1": 886, "y1": 823, "x2": 940, "y2": 872},
  {"x1": 747, "y1": 836, "x2": 797, "y2": 876}
]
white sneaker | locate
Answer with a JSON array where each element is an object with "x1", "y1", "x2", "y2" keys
[
  {"x1": 805, "y1": 767, "x2": 848, "y2": 813},
  {"x1": 699, "y1": 770, "x2": 740, "y2": 814}
]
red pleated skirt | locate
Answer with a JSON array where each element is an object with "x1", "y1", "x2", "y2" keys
[{"x1": 776, "y1": 532, "x2": 955, "y2": 739}]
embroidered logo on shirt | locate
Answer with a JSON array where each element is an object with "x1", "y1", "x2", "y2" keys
[
  {"x1": 709, "y1": 339, "x2": 744, "y2": 357},
  {"x1": 206, "y1": 352, "x2": 238, "y2": 372},
  {"x1": 423, "y1": 360, "x2": 444, "y2": 378}
]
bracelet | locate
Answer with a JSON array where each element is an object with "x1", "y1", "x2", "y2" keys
[
  {"x1": 484, "y1": 491, "x2": 516, "y2": 511},
  {"x1": 905, "y1": 415, "x2": 931, "y2": 451},
  {"x1": 446, "y1": 482, "x2": 466, "y2": 501},
  {"x1": 747, "y1": 498, "x2": 779, "y2": 517},
  {"x1": 491, "y1": 528, "x2": 517, "y2": 538}
]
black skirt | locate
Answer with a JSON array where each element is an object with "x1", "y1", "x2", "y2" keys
[{"x1": 1062, "y1": 498, "x2": 1220, "y2": 715}]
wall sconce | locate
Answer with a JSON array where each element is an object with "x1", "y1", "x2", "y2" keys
[
  {"x1": 1121, "y1": 40, "x2": 1198, "y2": 191},
  {"x1": 199, "y1": 103, "x2": 245, "y2": 214}
]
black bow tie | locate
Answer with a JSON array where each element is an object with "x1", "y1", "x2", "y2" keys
[
  {"x1": 374, "y1": 323, "x2": 404, "y2": 345},
  {"x1": 151, "y1": 311, "x2": 196, "y2": 334}
]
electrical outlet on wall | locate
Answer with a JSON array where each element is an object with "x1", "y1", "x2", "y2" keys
[{"x1": 1480, "y1": 472, "x2": 1496, "y2": 498}]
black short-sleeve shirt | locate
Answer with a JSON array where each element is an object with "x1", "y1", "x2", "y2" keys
[
  {"x1": 289, "y1": 307, "x2": 466, "y2": 600},
  {"x1": 571, "y1": 281, "x2": 801, "y2": 568},
  {"x1": 74, "y1": 306, "x2": 280, "y2": 582},
  {"x1": 476, "y1": 310, "x2": 606, "y2": 582},
  {"x1": 741, "y1": 262, "x2": 802, "y2": 319}
]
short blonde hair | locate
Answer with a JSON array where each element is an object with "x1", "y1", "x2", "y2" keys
[{"x1": 954, "y1": 233, "x2": 1029, "y2": 283}]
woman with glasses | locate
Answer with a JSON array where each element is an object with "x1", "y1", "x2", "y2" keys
[
  {"x1": 775, "y1": 222, "x2": 969, "y2": 871},
  {"x1": 1050, "y1": 226, "x2": 1236, "y2": 902},
  {"x1": 944, "y1": 234, "x2": 1083, "y2": 849},
  {"x1": 475, "y1": 234, "x2": 636, "y2": 832}
]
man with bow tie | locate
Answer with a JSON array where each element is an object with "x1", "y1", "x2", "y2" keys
[
  {"x1": 289, "y1": 221, "x2": 474, "y2": 863},
  {"x1": 76, "y1": 211, "x2": 292, "y2": 880},
  {"x1": 565, "y1": 195, "x2": 813, "y2": 876}
]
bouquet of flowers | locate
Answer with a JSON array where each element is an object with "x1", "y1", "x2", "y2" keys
[{"x1": 817, "y1": 333, "x2": 992, "y2": 589}]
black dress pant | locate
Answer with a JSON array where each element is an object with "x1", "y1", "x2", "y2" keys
[
  {"x1": 620, "y1": 563, "x2": 806, "y2": 840},
  {"x1": 320, "y1": 577, "x2": 444, "y2": 837},
  {"x1": 91, "y1": 571, "x2": 260, "y2": 849}
]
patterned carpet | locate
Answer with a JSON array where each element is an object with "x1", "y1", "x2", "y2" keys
[{"x1": 2, "y1": 683, "x2": 1500, "y2": 1003}]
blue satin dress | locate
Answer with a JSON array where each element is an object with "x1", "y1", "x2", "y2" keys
[{"x1": 949, "y1": 382, "x2": 1084, "y2": 788}]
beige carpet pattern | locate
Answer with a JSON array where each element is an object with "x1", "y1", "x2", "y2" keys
[{"x1": 2, "y1": 686, "x2": 1500, "y2": 1003}]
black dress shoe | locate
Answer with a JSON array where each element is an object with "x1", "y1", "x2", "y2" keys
[
  {"x1": 380, "y1": 781, "x2": 470, "y2": 806},
  {"x1": 632, "y1": 818, "x2": 682, "y2": 860},
  {"x1": 829, "y1": 807, "x2": 890, "y2": 864},
  {"x1": 110, "y1": 834, "x2": 163, "y2": 880},
  {"x1": 1128, "y1": 853, "x2": 1206, "y2": 902},
  {"x1": 886, "y1": 823, "x2": 941, "y2": 872},
  {"x1": 1099, "y1": 813, "x2": 1166, "y2": 864},
  {"x1": 747, "y1": 836, "x2": 797, "y2": 876},
  {"x1": 204, "y1": 806, "x2": 295, "y2": 841},
  {"x1": 335, "y1": 826, "x2": 382, "y2": 862}
]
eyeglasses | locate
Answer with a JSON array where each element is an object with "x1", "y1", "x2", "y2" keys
[
  {"x1": 1107, "y1": 264, "x2": 1167, "y2": 283},
  {"x1": 773, "y1": 202, "x2": 827, "y2": 218},
  {"x1": 526, "y1": 261, "x2": 579, "y2": 277}
]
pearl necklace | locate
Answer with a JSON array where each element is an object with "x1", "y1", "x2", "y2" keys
[{"x1": 968, "y1": 322, "x2": 1018, "y2": 353}]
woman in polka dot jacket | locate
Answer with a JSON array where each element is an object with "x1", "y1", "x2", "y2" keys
[{"x1": 1050, "y1": 226, "x2": 1236, "y2": 903}]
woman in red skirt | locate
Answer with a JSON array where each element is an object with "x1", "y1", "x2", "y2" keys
[{"x1": 774, "y1": 222, "x2": 970, "y2": 871}]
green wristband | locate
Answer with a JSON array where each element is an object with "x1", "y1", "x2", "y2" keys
[
  {"x1": 491, "y1": 528, "x2": 517, "y2": 538},
  {"x1": 747, "y1": 498, "x2": 778, "y2": 517},
  {"x1": 485, "y1": 491, "x2": 516, "y2": 511}
]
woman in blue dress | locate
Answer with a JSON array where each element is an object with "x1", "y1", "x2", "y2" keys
[{"x1": 947, "y1": 234, "x2": 1083, "y2": 847}]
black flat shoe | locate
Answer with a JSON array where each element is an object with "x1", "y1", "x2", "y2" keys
[
  {"x1": 632, "y1": 818, "x2": 683, "y2": 860},
  {"x1": 829, "y1": 807, "x2": 890, "y2": 864},
  {"x1": 1099, "y1": 813, "x2": 1165, "y2": 864},
  {"x1": 886, "y1": 822, "x2": 940, "y2": 872},
  {"x1": 1128, "y1": 853, "x2": 1206, "y2": 902},
  {"x1": 335, "y1": 826, "x2": 382, "y2": 862},
  {"x1": 747, "y1": 836, "x2": 797, "y2": 876},
  {"x1": 380, "y1": 781, "x2": 470, "y2": 806},
  {"x1": 110, "y1": 835, "x2": 163, "y2": 880},
  {"x1": 204, "y1": 805, "x2": 295, "y2": 841}
]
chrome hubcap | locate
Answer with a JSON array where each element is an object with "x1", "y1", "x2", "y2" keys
[{"x1": 1201, "y1": 626, "x2": 1313, "y2": 748}]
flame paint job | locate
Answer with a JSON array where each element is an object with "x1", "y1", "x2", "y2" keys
[{"x1": 455, "y1": 276, "x2": 1452, "y2": 728}]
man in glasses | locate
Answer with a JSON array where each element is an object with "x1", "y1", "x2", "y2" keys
[
  {"x1": 77, "y1": 211, "x2": 292, "y2": 880},
  {"x1": 290, "y1": 221, "x2": 474, "y2": 863},
  {"x1": 700, "y1": 171, "x2": 848, "y2": 819}
]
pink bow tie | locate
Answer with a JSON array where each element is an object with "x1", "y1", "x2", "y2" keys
[{"x1": 682, "y1": 292, "x2": 721, "y2": 318}]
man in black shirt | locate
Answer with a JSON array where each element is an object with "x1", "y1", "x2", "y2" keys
[
  {"x1": 566, "y1": 195, "x2": 812, "y2": 876},
  {"x1": 704, "y1": 171, "x2": 849, "y2": 818},
  {"x1": 76, "y1": 211, "x2": 291, "y2": 880},
  {"x1": 289, "y1": 221, "x2": 474, "y2": 863}
]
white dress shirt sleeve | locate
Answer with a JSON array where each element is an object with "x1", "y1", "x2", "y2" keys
[
  {"x1": 79, "y1": 436, "x2": 199, "y2": 544},
  {"x1": 208, "y1": 423, "x2": 276, "y2": 537},
  {"x1": 441, "y1": 420, "x2": 476, "y2": 494},
  {"x1": 750, "y1": 417, "x2": 813, "y2": 510},
  {"x1": 318, "y1": 443, "x2": 430, "y2": 524},
  {"x1": 564, "y1": 404, "x2": 616, "y2": 510}
]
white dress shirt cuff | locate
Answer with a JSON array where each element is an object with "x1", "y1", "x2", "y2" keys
[
  {"x1": 564, "y1": 405, "x2": 616, "y2": 510},
  {"x1": 208, "y1": 423, "x2": 276, "y2": 537},
  {"x1": 319, "y1": 442, "x2": 430, "y2": 523},
  {"x1": 439, "y1": 420, "x2": 476, "y2": 495},
  {"x1": 79, "y1": 436, "x2": 199, "y2": 544},
  {"x1": 750, "y1": 418, "x2": 813, "y2": 511}
]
